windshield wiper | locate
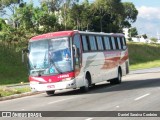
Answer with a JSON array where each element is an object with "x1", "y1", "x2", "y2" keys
[{"x1": 51, "y1": 61, "x2": 62, "y2": 74}]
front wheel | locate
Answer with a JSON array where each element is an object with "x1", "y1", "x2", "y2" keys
[
  {"x1": 80, "y1": 78, "x2": 89, "y2": 92},
  {"x1": 46, "y1": 90, "x2": 55, "y2": 96}
]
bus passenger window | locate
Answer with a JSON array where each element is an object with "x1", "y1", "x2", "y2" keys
[
  {"x1": 89, "y1": 36, "x2": 97, "y2": 51},
  {"x1": 96, "y1": 36, "x2": 104, "y2": 50},
  {"x1": 122, "y1": 37, "x2": 127, "y2": 49},
  {"x1": 114, "y1": 37, "x2": 119, "y2": 49},
  {"x1": 111, "y1": 37, "x2": 116, "y2": 50},
  {"x1": 117, "y1": 37, "x2": 122, "y2": 49},
  {"x1": 82, "y1": 35, "x2": 89, "y2": 51},
  {"x1": 103, "y1": 36, "x2": 111, "y2": 50}
]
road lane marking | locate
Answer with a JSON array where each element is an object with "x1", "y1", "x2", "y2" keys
[
  {"x1": 134, "y1": 93, "x2": 150, "y2": 101},
  {"x1": 47, "y1": 97, "x2": 75, "y2": 104},
  {"x1": 85, "y1": 118, "x2": 93, "y2": 120}
]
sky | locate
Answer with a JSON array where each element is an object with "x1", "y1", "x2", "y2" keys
[
  {"x1": 25, "y1": 0, "x2": 160, "y2": 38},
  {"x1": 122, "y1": 0, "x2": 160, "y2": 38}
]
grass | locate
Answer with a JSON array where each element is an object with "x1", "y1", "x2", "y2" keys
[
  {"x1": 128, "y1": 42, "x2": 160, "y2": 70},
  {"x1": 0, "y1": 43, "x2": 28, "y2": 85},
  {"x1": 0, "y1": 87, "x2": 31, "y2": 97},
  {"x1": 130, "y1": 60, "x2": 160, "y2": 70}
]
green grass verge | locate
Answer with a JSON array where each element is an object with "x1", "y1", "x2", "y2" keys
[
  {"x1": 0, "y1": 87, "x2": 31, "y2": 97},
  {"x1": 128, "y1": 42, "x2": 160, "y2": 70},
  {"x1": 0, "y1": 43, "x2": 28, "y2": 85},
  {"x1": 130, "y1": 60, "x2": 160, "y2": 70}
]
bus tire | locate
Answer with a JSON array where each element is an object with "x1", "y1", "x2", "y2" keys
[
  {"x1": 110, "y1": 70, "x2": 122, "y2": 84},
  {"x1": 80, "y1": 78, "x2": 89, "y2": 93},
  {"x1": 46, "y1": 90, "x2": 55, "y2": 96}
]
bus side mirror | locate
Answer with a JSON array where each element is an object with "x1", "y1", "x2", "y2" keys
[{"x1": 73, "y1": 45, "x2": 78, "y2": 58}]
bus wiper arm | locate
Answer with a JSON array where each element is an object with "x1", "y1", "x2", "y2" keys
[{"x1": 51, "y1": 61, "x2": 62, "y2": 74}]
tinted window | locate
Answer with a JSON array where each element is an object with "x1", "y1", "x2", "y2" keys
[
  {"x1": 111, "y1": 37, "x2": 116, "y2": 50},
  {"x1": 82, "y1": 35, "x2": 88, "y2": 51},
  {"x1": 103, "y1": 36, "x2": 111, "y2": 50},
  {"x1": 73, "y1": 34, "x2": 81, "y2": 50},
  {"x1": 89, "y1": 36, "x2": 97, "y2": 50},
  {"x1": 117, "y1": 37, "x2": 122, "y2": 49},
  {"x1": 96, "y1": 36, "x2": 104, "y2": 50},
  {"x1": 122, "y1": 37, "x2": 126, "y2": 46},
  {"x1": 122, "y1": 37, "x2": 127, "y2": 49},
  {"x1": 114, "y1": 37, "x2": 119, "y2": 49}
]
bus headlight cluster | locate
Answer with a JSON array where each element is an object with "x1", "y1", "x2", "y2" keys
[
  {"x1": 30, "y1": 81, "x2": 40, "y2": 84},
  {"x1": 62, "y1": 77, "x2": 74, "y2": 81}
]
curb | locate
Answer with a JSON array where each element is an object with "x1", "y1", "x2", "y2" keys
[{"x1": 0, "y1": 91, "x2": 43, "y2": 101}]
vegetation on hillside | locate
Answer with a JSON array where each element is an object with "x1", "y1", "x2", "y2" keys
[{"x1": 128, "y1": 42, "x2": 160, "y2": 69}]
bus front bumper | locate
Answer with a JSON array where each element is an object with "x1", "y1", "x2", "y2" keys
[{"x1": 30, "y1": 79, "x2": 76, "y2": 92}]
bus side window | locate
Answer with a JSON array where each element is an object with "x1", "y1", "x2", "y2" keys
[
  {"x1": 103, "y1": 36, "x2": 111, "y2": 50},
  {"x1": 122, "y1": 37, "x2": 127, "y2": 49},
  {"x1": 111, "y1": 37, "x2": 116, "y2": 50},
  {"x1": 114, "y1": 37, "x2": 119, "y2": 49},
  {"x1": 89, "y1": 35, "x2": 97, "y2": 51},
  {"x1": 82, "y1": 35, "x2": 89, "y2": 51},
  {"x1": 96, "y1": 36, "x2": 104, "y2": 50},
  {"x1": 117, "y1": 37, "x2": 122, "y2": 49}
]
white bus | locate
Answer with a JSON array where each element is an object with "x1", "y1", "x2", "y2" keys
[{"x1": 27, "y1": 30, "x2": 129, "y2": 95}]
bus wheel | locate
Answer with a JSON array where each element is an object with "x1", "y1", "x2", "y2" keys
[
  {"x1": 110, "y1": 70, "x2": 122, "y2": 84},
  {"x1": 46, "y1": 90, "x2": 55, "y2": 96},
  {"x1": 80, "y1": 78, "x2": 89, "y2": 92}
]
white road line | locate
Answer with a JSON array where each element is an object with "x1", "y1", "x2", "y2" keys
[
  {"x1": 134, "y1": 93, "x2": 150, "y2": 101},
  {"x1": 85, "y1": 118, "x2": 93, "y2": 120},
  {"x1": 47, "y1": 97, "x2": 75, "y2": 104},
  {"x1": 116, "y1": 106, "x2": 120, "y2": 108}
]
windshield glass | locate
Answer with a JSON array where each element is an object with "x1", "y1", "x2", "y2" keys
[{"x1": 28, "y1": 37, "x2": 73, "y2": 76}]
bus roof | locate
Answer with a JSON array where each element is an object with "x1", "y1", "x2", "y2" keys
[
  {"x1": 79, "y1": 31, "x2": 124, "y2": 37},
  {"x1": 30, "y1": 30, "x2": 124, "y2": 41},
  {"x1": 30, "y1": 30, "x2": 76, "y2": 41}
]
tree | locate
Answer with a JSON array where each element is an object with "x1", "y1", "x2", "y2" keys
[
  {"x1": 89, "y1": 0, "x2": 124, "y2": 32},
  {"x1": 142, "y1": 34, "x2": 148, "y2": 39},
  {"x1": 14, "y1": 3, "x2": 60, "y2": 33},
  {"x1": 128, "y1": 27, "x2": 138, "y2": 37},
  {"x1": 122, "y1": 2, "x2": 138, "y2": 28},
  {"x1": 0, "y1": 18, "x2": 9, "y2": 31},
  {"x1": 66, "y1": 2, "x2": 91, "y2": 30},
  {"x1": 0, "y1": 0, "x2": 24, "y2": 27}
]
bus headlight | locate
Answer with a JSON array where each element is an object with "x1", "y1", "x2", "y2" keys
[
  {"x1": 62, "y1": 77, "x2": 74, "y2": 81},
  {"x1": 30, "y1": 81, "x2": 40, "y2": 84}
]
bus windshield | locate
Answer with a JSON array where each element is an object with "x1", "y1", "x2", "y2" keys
[{"x1": 28, "y1": 37, "x2": 73, "y2": 76}]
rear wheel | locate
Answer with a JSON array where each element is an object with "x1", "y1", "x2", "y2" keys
[
  {"x1": 110, "y1": 70, "x2": 122, "y2": 84},
  {"x1": 46, "y1": 90, "x2": 55, "y2": 96},
  {"x1": 80, "y1": 77, "x2": 90, "y2": 92}
]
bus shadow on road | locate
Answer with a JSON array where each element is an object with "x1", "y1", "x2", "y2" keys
[{"x1": 47, "y1": 78, "x2": 160, "y2": 97}]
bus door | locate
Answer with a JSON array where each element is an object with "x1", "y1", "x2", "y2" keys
[{"x1": 72, "y1": 34, "x2": 83, "y2": 87}]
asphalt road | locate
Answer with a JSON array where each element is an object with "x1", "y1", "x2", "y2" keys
[{"x1": 0, "y1": 68, "x2": 160, "y2": 120}]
